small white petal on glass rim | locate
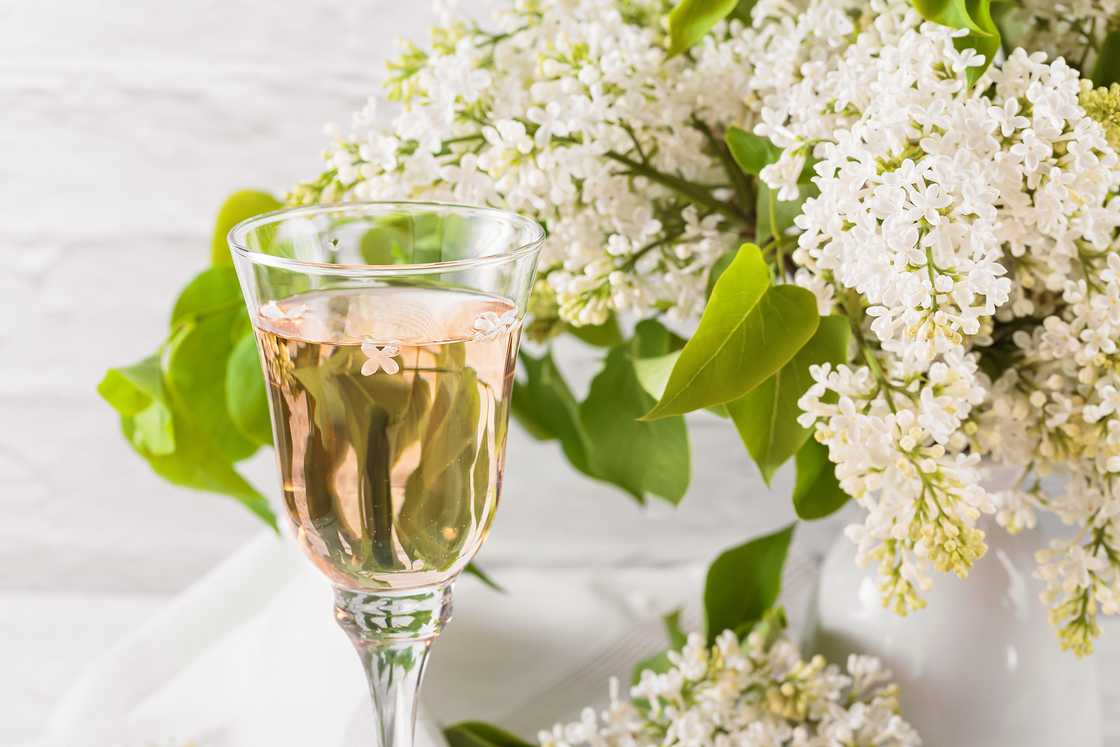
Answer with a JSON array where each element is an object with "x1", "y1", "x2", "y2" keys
[
  {"x1": 472, "y1": 309, "x2": 518, "y2": 341},
  {"x1": 260, "y1": 300, "x2": 309, "y2": 322},
  {"x1": 361, "y1": 339, "x2": 401, "y2": 376}
]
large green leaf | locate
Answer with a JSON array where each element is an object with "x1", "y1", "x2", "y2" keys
[
  {"x1": 211, "y1": 189, "x2": 283, "y2": 266},
  {"x1": 444, "y1": 723, "x2": 532, "y2": 747},
  {"x1": 581, "y1": 345, "x2": 690, "y2": 504},
  {"x1": 667, "y1": 0, "x2": 740, "y2": 56},
  {"x1": 164, "y1": 309, "x2": 258, "y2": 463},
  {"x1": 643, "y1": 245, "x2": 769, "y2": 418},
  {"x1": 121, "y1": 410, "x2": 275, "y2": 527},
  {"x1": 98, "y1": 356, "x2": 175, "y2": 455},
  {"x1": 512, "y1": 350, "x2": 596, "y2": 477},
  {"x1": 225, "y1": 333, "x2": 274, "y2": 446},
  {"x1": 170, "y1": 266, "x2": 243, "y2": 328},
  {"x1": 704, "y1": 524, "x2": 794, "y2": 644},
  {"x1": 726, "y1": 316, "x2": 849, "y2": 484},
  {"x1": 792, "y1": 438, "x2": 850, "y2": 520},
  {"x1": 101, "y1": 354, "x2": 273, "y2": 527},
  {"x1": 725, "y1": 127, "x2": 780, "y2": 176},
  {"x1": 644, "y1": 246, "x2": 820, "y2": 419},
  {"x1": 634, "y1": 351, "x2": 679, "y2": 400}
]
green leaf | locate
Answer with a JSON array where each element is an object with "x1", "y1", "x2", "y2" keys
[
  {"x1": 630, "y1": 608, "x2": 688, "y2": 685},
  {"x1": 645, "y1": 246, "x2": 820, "y2": 419},
  {"x1": 635, "y1": 353, "x2": 731, "y2": 418},
  {"x1": 581, "y1": 346, "x2": 690, "y2": 504},
  {"x1": 755, "y1": 183, "x2": 810, "y2": 246},
  {"x1": 956, "y1": 0, "x2": 1000, "y2": 86},
  {"x1": 100, "y1": 354, "x2": 273, "y2": 527},
  {"x1": 704, "y1": 524, "x2": 793, "y2": 644},
  {"x1": 910, "y1": 0, "x2": 986, "y2": 32},
  {"x1": 359, "y1": 223, "x2": 409, "y2": 265},
  {"x1": 725, "y1": 316, "x2": 849, "y2": 484},
  {"x1": 444, "y1": 722, "x2": 533, "y2": 747},
  {"x1": 566, "y1": 315, "x2": 624, "y2": 348},
  {"x1": 750, "y1": 606, "x2": 789, "y2": 647},
  {"x1": 122, "y1": 410, "x2": 275, "y2": 528},
  {"x1": 164, "y1": 307, "x2": 258, "y2": 463},
  {"x1": 98, "y1": 356, "x2": 175, "y2": 455},
  {"x1": 170, "y1": 266, "x2": 243, "y2": 329},
  {"x1": 225, "y1": 333, "x2": 274, "y2": 446},
  {"x1": 1093, "y1": 31, "x2": 1120, "y2": 87},
  {"x1": 100, "y1": 353, "x2": 273, "y2": 527},
  {"x1": 706, "y1": 249, "x2": 737, "y2": 299},
  {"x1": 515, "y1": 326, "x2": 691, "y2": 503},
  {"x1": 629, "y1": 318, "x2": 686, "y2": 358},
  {"x1": 629, "y1": 319, "x2": 687, "y2": 399},
  {"x1": 211, "y1": 190, "x2": 283, "y2": 266},
  {"x1": 98, "y1": 356, "x2": 165, "y2": 417},
  {"x1": 792, "y1": 438, "x2": 850, "y2": 520},
  {"x1": 632, "y1": 648, "x2": 674, "y2": 684},
  {"x1": 512, "y1": 350, "x2": 596, "y2": 476},
  {"x1": 728, "y1": 0, "x2": 760, "y2": 21},
  {"x1": 667, "y1": 0, "x2": 740, "y2": 56},
  {"x1": 634, "y1": 351, "x2": 679, "y2": 401},
  {"x1": 400, "y1": 345, "x2": 483, "y2": 569},
  {"x1": 643, "y1": 245, "x2": 768, "y2": 418},
  {"x1": 910, "y1": 0, "x2": 1000, "y2": 86},
  {"x1": 464, "y1": 562, "x2": 505, "y2": 593},
  {"x1": 663, "y1": 608, "x2": 687, "y2": 649},
  {"x1": 725, "y1": 127, "x2": 780, "y2": 176}
]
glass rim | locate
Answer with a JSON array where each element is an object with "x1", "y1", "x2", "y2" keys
[{"x1": 227, "y1": 200, "x2": 546, "y2": 277}]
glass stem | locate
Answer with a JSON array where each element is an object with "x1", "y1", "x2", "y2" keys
[{"x1": 334, "y1": 584, "x2": 453, "y2": 747}]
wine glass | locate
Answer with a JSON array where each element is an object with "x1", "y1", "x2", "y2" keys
[{"x1": 228, "y1": 202, "x2": 544, "y2": 747}]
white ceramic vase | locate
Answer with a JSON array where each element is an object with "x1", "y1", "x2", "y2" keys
[{"x1": 805, "y1": 512, "x2": 1101, "y2": 745}]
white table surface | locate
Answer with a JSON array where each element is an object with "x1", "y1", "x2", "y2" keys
[{"x1": 6, "y1": 557, "x2": 1119, "y2": 746}]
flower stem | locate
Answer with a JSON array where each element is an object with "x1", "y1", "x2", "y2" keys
[{"x1": 603, "y1": 150, "x2": 753, "y2": 226}]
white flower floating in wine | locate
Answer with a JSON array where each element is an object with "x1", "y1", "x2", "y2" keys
[
  {"x1": 260, "y1": 300, "x2": 308, "y2": 323},
  {"x1": 360, "y1": 339, "x2": 401, "y2": 376},
  {"x1": 471, "y1": 310, "x2": 517, "y2": 342}
]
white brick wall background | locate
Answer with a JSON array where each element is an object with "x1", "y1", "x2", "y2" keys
[{"x1": 0, "y1": 0, "x2": 794, "y2": 600}]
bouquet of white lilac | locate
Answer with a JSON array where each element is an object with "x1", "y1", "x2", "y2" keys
[
  {"x1": 537, "y1": 625, "x2": 919, "y2": 747},
  {"x1": 280, "y1": 0, "x2": 1120, "y2": 656}
]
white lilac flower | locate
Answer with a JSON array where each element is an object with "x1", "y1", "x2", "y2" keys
[
  {"x1": 260, "y1": 300, "x2": 308, "y2": 323},
  {"x1": 472, "y1": 309, "x2": 518, "y2": 342},
  {"x1": 360, "y1": 340, "x2": 401, "y2": 376},
  {"x1": 539, "y1": 628, "x2": 920, "y2": 747}
]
